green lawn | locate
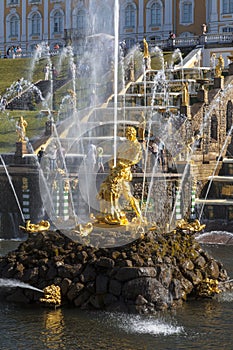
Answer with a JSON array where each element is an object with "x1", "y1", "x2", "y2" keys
[
  {"x1": 0, "y1": 110, "x2": 48, "y2": 153},
  {"x1": 0, "y1": 58, "x2": 43, "y2": 94},
  {"x1": 0, "y1": 51, "x2": 176, "y2": 153},
  {"x1": 0, "y1": 56, "x2": 71, "y2": 153}
]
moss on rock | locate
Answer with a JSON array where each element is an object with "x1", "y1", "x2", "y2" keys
[{"x1": 0, "y1": 229, "x2": 231, "y2": 314}]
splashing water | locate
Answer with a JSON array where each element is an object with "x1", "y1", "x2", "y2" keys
[
  {"x1": 106, "y1": 313, "x2": 184, "y2": 336},
  {"x1": 195, "y1": 230, "x2": 233, "y2": 244},
  {"x1": 125, "y1": 317, "x2": 183, "y2": 336}
]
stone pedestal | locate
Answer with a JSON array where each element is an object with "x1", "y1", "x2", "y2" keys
[
  {"x1": 199, "y1": 34, "x2": 207, "y2": 45},
  {"x1": 228, "y1": 62, "x2": 233, "y2": 75},
  {"x1": 197, "y1": 89, "x2": 208, "y2": 103},
  {"x1": 214, "y1": 76, "x2": 224, "y2": 89},
  {"x1": 15, "y1": 141, "x2": 27, "y2": 157},
  {"x1": 180, "y1": 105, "x2": 191, "y2": 119},
  {"x1": 45, "y1": 120, "x2": 53, "y2": 136}
]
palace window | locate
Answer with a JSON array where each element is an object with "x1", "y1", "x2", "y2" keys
[
  {"x1": 223, "y1": 0, "x2": 233, "y2": 13},
  {"x1": 125, "y1": 4, "x2": 135, "y2": 27},
  {"x1": 222, "y1": 26, "x2": 233, "y2": 32},
  {"x1": 8, "y1": 0, "x2": 19, "y2": 5},
  {"x1": 10, "y1": 15, "x2": 19, "y2": 36},
  {"x1": 29, "y1": 0, "x2": 41, "y2": 4},
  {"x1": 53, "y1": 10, "x2": 63, "y2": 33},
  {"x1": 151, "y1": 2, "x2": 161, "y2": 26},
  {"x1": 125, "y1": 38, "x2": 135, "y2": 49},
  {"x1": 77, "y1": 9, "x2": 86, "y2": 31},
  {"x1": 31, "y1": 13, "x2": 41, "y2": 35},
  {"x1": 180, "y1": 1, "x2": 193, "y2": 24}
]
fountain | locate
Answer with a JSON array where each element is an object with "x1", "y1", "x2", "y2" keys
[
  {"x1": 0, "y1": 1, "x2": 233, "y2": 315},
  {"x1": 1, "y1": 15, "x2": 232, "y2": 243},
  {"x1": 30, "y1": 23, "x2": 213, "y2": 246}
]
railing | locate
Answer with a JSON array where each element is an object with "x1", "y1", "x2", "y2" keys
[
  {"x1": 2, "y1": 32, "x2": 233, "y2": 59},
  {"x1": 206, "y1": 33, "x2": 233, "y2": 43},
  {"x1": 2, "y1": 49, "x2": 62, "y2": 59},
  {"x1": 152, "y1": 33, "x2": 233, "y2": 50}
]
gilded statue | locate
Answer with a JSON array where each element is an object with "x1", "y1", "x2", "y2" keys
[
  {"x1": 143, "y1": 38, "x2": 149, "y2": 58},
  {"x1": 215, "y1": 55, "x2": 224, "y2": 78},
  {"x1": 72, "y1": 222, "x2": 93, "y2": 237},
  {"x1": 143, "y1": 38, "x2": 150, "y2": 70},
  {"x1": 16, "y1": 116, "x2": 28, "y2": 142},
  {"x1": 182, "y1": 82, "x2": 189, "y2": 107},
  {"x1": 176, "y1": 219, "x2": 206, "y2": 232},
  {"x1": 96, "y1": 126, "x2": 142, "y2": 225},
  {"x1": 19, "y1": 220, "x2": 50, "y2": 233},
  {"x1": 40, "y1": 285, "x2": 61, "y2": 307},
  {"x1": 138, "y1": 112, "x2": 146, "y2": 141}
]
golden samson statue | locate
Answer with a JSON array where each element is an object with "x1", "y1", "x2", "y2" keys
[{"x1": 96, "y1": 126, "x2": 142, "y2": 225}]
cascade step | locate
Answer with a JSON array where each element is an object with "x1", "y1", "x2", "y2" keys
[
  {"x1": 196, "y1": 199, "x2": 233, "y2": 205},
  {"x1": 208, "y1": 175, "x2": 233, "y2": 182},
  {"x1": 223, "y1": 158, "x2": 233, "y2": 163}
]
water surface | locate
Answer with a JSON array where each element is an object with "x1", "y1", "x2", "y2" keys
[{"x1": 0, "y1": 239, "x2": 232, "y2": 349}]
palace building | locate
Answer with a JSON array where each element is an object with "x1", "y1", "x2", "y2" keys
[{"x1": 1, "y1": 1, "x2": 233, "y2": 55}]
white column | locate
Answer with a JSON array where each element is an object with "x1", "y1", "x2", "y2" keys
[
  {"x1": 43, "y1": 0, "x2": 49, "y2": 41},
  {"x1": 21, "y1": 0, "x2": 27, "y2": 50},
  {"x1": 0, "y1": 3, "x2": 4, "y2": 55},
  {"x1": 138, "y1": 0, "x2": 144, "y2": 40},
  {"x1": 65, "y1": 0, "x2": 72, "y2": 30},
  {"x1": 175, "y1": 187, "x2": 182, "y2": 220},
  {"x1": 163, "y1": 0, "x2": 173, "y2": 37},
  {"x1": 209, "y1": 0, "x2": 218, "y2": 31}
]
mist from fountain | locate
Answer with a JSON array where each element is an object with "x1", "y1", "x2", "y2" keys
[
  {"x1": 29, "y1": 2, "x2": 116, "y2": 234},
  {"x1": 29, "y1": 41, "x2": 52, "y2": 82},
  {"x1": 198, "y1": 123, "x2": 233, "y2": 222},
  {"x1": 172, "y1": 48, "x2": 184, "y2": 80},
  {"x1": 142, "y1": 44, "x2": 228, "y2": 228},
  {"x1": 119, "y1": 45, "x2": 126, "y2": 131},
  {"x1": 168, "y1": 81, "x2": 233, "y2": 227},
  {"x1": 151, "y1": 46, "x2": 165, "y2": 71},
  {"x1": 138, "y1": 48, "x2": 189, "y2": 228},
  {"x1": 6, "y1": 0, "x2": 229, "y2": 244}
]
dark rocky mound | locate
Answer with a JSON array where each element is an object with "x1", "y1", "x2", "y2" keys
[{"x1": 0, "y1": 229, "x2": 231, "y2": 314}]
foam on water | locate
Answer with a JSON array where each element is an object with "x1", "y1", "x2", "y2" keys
[
  {"x1": 125, "y1": 317, "x2": 183, "y2": 335},
  {"x1": 217, "y1": 291, "x2": 233, "y2": 302},
  {"x1": 107, "y1": 313, "x2": 184, "y2": 336}
]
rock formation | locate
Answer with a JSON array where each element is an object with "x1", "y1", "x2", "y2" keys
[{"x1": 0, "y1": 229, "x2": 231, "y2": 314}]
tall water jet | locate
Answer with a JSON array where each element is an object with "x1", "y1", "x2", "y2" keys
[
  {"x1": 113, "y1": 0, "x2": 119, "y2": 167},
  {"x1": 0, "y1": 155, "x2": 25, "y2": 224}
]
